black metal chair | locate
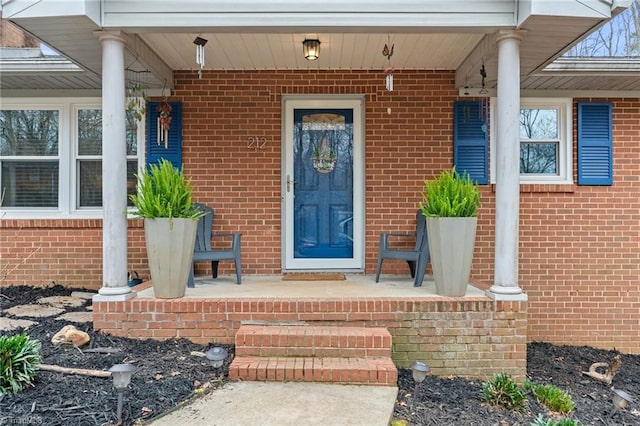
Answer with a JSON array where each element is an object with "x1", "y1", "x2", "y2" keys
[
  {"x1": 375, "y1": 210, "x2": 430, "y2": 287},
  {"x1": 187, "y1": 203, "x2": 242, "y2": 287}
]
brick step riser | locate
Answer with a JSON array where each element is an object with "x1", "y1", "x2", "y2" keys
[
  {"x1": 235, "y1": 326, "x2": 392, "y2": 350},
  {"x1": 229, "y1": 356, "x2": 397, "y2": 386},
  {"x1": 231, "y1": 325, "x2": 397, "y2": 386},
  {"x1": 235, "y1": 346, "x2": 391, "y2": 358}
]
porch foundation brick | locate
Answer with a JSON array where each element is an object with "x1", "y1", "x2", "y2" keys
[{"x1": 91, "y1": 295, "x2": 528, "y2": 380}]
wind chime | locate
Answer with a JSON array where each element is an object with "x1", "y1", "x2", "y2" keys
[
  {"x1": 193, "y1": 36, "x2": 208, "y2": 79},
  {"x1": 157, "y1": 98, "x2": 172, "y2": 149},
  {"x1": 478, "y1": 60, "x2": 489, "y2": 129},
  {"x1": 382, "y1": 39, "x2": 394, "y2": 92}
]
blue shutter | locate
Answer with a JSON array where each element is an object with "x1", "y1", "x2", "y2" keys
[
  {"x1": 453, "y1": 101, "x2": 488, "y2": 184},
  {"x1": 578, "y1": 102, "x2": 612, "y2": 185},
  {"x1": 146, "y1": 101, "x2": 182, "y2": 168}
]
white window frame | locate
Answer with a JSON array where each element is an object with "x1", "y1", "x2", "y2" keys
[
  {"x1": 0, "y1": 97, "x2": 145, "y2": 219},
  {"x1": 490, "y1": 97, "x2": 573, "y2": 185}
]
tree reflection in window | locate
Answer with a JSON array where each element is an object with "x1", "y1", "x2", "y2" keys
[{"x1": 519, "y1": 108, "x2": 559, "y2": 175}]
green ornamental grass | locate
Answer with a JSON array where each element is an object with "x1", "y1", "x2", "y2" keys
[
  {"x1": 129, "y1": 159, "x2": 203, "y2": 220},
  {"x1": 481, "y1": 373, "x2": 528, "y2": 412},
  {"x1": 0, "y1": 334, "x2": 41, "y2": 396},
  {"x1": 524, "y1": 380, "x2": 575, "y2": 415},
  {"x1": 420, "y1": 167, "x2": 480, "y2": 218}
]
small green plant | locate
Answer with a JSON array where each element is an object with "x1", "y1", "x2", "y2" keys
[
  {"x1": 524, "y1": 380, "x2": 575, "y2": 414},
  {"x1": 0, "y1": 334, "x2": 41, "y2": 395},
  {"x1": 420, "y1": 167, "x2": 480, "y2": 217},
  {"x1": 530, "y1": 413, "x2": 582, "y2": 426},
  {"x1": 129, "y1": 159, "x2": 203, "y2": 220},
  {"x1": 312, "y1": 146, "x2": 337, "y2": 159},
  {"x1": 481, "y1": 373, "x2": 528, "y2": 412}
]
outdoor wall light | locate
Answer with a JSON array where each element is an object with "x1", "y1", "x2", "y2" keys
[
  {"x1": 410, "y1": 361, "x2": 430, "y2": 412},
  {"x1": 611, "y1": 388, "x2": 634, "y2": 416},
  {"x1": 302, "y1": 39, "x2": 321, "y2": 61},
  {"x1": 109, "y1": 363, "x2": 136, "y2": 423},
  {"x1": 206, "y1": 346, "x2": 228, "y2": 369}
]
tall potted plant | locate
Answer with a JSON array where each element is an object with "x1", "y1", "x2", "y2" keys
[
  {"x1": 130, "y1": 159, "x2": 203, "y2": 298},
  {"x1": 419, "y1": 167, "x2": 480, "y2": 296}
]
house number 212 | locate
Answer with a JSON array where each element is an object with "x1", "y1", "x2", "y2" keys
[{"x1": 247, "y1": 137, "x2": 267, "y2": 149}]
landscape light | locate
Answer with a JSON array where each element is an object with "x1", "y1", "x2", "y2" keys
[
  {"x1": 411, "y1": 361, "x2": 430, "y2": 383},
  {"x1": 206, "y1": 346, "x2": 228, "y2": 369},
  {"x1": 611, "y1": 388, "x2": 634, "y2": 416},
  {"x1": 410, "y1": 361, "x2": 431, "y2": 412},
  {"x1": 109, "y1": 363, "x2": 136, "y2": 423}
]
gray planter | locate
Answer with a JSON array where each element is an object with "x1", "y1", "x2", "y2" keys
[
  {"x1": 144, "y1": 218, "x2": 198, "y2": 299},
  {"x1": 426, "y1": 217, "x2": 477, "y2": 297}
]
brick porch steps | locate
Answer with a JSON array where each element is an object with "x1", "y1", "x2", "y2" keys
[{"x1": 229, "y1": 325, "x2": 397, "y2": 386}]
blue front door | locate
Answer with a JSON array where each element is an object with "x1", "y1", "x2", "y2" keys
[{"x1": 293, "y1": 109, "x2": 354, "y2": 259}]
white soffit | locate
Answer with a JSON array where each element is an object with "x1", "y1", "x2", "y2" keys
[{"x1": 139, "y1": 33, "x2": 484, "y2": 71}]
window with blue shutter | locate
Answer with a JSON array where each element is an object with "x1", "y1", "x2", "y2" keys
[
  {"x1": 146, "y1": 101, "x2": 182, "y2": 168},
  {"x1": 453, "y1": 101, "x2": 488, "y2": 184},
  {"x1": 577, "y1": 102, "x2": 612, "y2": 185}
]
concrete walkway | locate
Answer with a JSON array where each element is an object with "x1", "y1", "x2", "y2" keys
[{"x1": 148, "y1": 381, "x2": 398, "y2": 426}]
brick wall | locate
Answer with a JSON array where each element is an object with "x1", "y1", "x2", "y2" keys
[
  {"x1": 2, "y1": 70, "x2": 640, "y2": 354},
  {"x1": 92, "y1": 295, "x2": 528, "y2": 380},
  {"x1": 0, "y1": 18, "x2": 40, "y2": 48},
  {"x1": 524, "y1": 97, "x2": 640, "y2": 353},
  {"x1": 0, "y1": 219, "x2": 148, "y2": 288}
]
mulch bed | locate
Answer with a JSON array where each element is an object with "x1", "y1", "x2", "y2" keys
[{"x1": 1, "y1": 285, "x2": 639, "y2": 425}]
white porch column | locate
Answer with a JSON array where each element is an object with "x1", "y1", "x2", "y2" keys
[
  {"x1": 489, "y1": 30, "x2": 526, "y2": 299},
  {"x1": 96, "y1": 32, "x2": 132, "y2": 298}
]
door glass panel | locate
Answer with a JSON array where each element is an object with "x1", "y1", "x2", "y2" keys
[{"x1": 293, "y1": 109, "x2": 353, "y2": 259}]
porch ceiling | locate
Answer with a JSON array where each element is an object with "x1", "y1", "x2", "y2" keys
[
  {"x1": 138, "y1": 32, "x2": 483, "y2": 72},
  {"x1": 2, "y1": 6, "x2": 638, "y2": 93}
]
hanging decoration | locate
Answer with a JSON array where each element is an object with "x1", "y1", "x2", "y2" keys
[
  {"x1": 312, "y1": 135, "x2": 337, "y2": 174},
  {"x1": 125, "y1": 60, "x2": 150, "y2": 130},
  {"x1": 126, "y1": 82, "x2": 148, "y2": 129},
  {"x1": 193, "y1": 36, "x2": 208, "y2": 79},
  {"x1": 157, "y1": 100, "x2": 172, "y2": 149},
  {"x1": 382, "y1": 39, "x2": 394, "y2": 92},
  {"x1": 478, "y1": 60, "x2": 489, "y2": 131}
]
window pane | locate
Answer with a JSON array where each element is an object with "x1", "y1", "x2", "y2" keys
[
  {"x1": 78, "y1": 160, "x2": 101, "y2": 207},
  {"x1": 0, "y1": 110, "x2": 59, "y2": 156},
  {"x1": 78, "y1": 109, "x2": 102, "y2": 155},
  {"x1": 126, "y1": 111, "x2": 138, "y2": 155},
  {"x1": 520, "y1": 143, "x2": 558, "y2": 174},
  {"x1": 78, "y1": 160, "x2": 138, "y2": 207},
  {"x1": 520, "y1": 109, "x2": 558, "y2": 139},
  {"x1": 77, "y1": 110, "x2": 138, "y2": 156},
  {"x1": 1, "y1": 161, "x2": 59, "y2": 207}
]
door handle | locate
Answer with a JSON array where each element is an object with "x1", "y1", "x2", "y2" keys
[{"x1": 287, "y1": 175, "x2": 296, "y2": 192}]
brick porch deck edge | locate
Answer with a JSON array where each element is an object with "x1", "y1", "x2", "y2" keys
[{"x1": 92, "y1": 296, "x2": 528, "y2": 380}]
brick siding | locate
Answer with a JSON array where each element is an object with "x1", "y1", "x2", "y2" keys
[
  {"x1": 0, "y1": 18, "x2": 40, "y2": 48},
  {"x1": 2, "y1": 70, "x2": 639, "y2": 354}
]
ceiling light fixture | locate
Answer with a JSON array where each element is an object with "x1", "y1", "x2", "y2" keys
[{"x1": 303, "y1": 39, "x2": 321, "y2": 61}]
